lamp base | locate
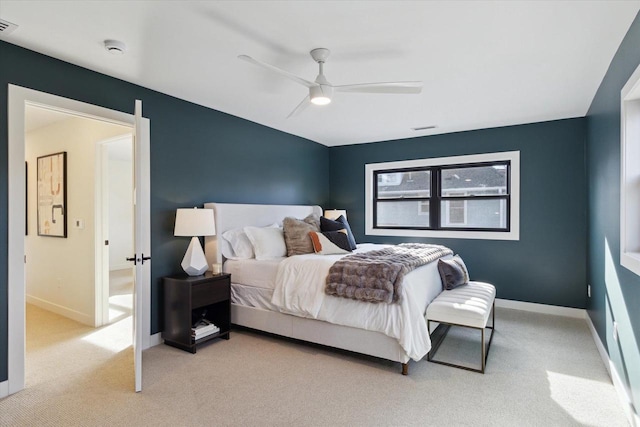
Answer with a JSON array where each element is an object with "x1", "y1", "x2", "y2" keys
[{"x1": 181, "y1": 236, "x2": 208, "y2": 276}]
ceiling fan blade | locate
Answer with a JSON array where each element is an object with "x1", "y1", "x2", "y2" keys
[
  {"x1": 286, "y1": 95, "x2": 311, "y2": 119},
  {"x1": 238, "y1": 55, "x2": 316, "y2": 88},
  {"x1": 333, "y1": 81, "x2": 423, "y2": 94}
]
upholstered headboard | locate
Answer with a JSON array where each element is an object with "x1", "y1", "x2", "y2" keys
[{"x1": 203, "y1": 202, "x2": 322, "y2": 268}]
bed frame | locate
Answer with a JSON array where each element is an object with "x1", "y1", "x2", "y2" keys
[{"x1": 204, "y1": 202, "x2": 411, "y2": 374}]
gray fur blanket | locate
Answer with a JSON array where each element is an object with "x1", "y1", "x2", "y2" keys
[{"x1": 325, "y1": 243, "x2": 453, "y2": 304}]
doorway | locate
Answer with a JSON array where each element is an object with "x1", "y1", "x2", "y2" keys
[
  {"x1": 96, "y1": 134, "x2": 135, "y2": 326},
  {"x1": 6, "y1": 85, "x2": 152, "y2": 396},
  {"x1": 25, "y1": 105, "x2": 132, "y2": 327}
]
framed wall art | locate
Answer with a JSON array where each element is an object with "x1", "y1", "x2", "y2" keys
[{"x1": 37, "y1": 151, "x2": 67, "y2": 237}]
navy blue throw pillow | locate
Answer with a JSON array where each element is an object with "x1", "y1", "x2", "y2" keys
[
  {"x1": 322, "y1": 230, "x2": 352, "y2": 252},
  {"x1": 320, "y1": 215, "x2": 357, "y2": 250}
]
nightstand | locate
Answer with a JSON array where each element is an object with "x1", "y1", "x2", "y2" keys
[{"x1": 162, "y1": 272, "x2": 231, "y2": 353}]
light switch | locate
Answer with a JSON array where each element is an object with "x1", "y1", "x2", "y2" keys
[{"x1": 74, "y1": 219, "x2": 85, "y2": 229}]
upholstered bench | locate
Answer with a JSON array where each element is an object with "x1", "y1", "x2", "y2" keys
[{"x1": 426, "y1": 281, "x2": 496, "y2": 373}]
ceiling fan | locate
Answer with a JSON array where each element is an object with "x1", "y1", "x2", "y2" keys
[{"x1": 238, "y1": 48, "x2": 423, "y2": 118}]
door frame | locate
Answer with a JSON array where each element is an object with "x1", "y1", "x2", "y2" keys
[{"x1": 6, "y1": 84, "x2": 153, "y2": 396}]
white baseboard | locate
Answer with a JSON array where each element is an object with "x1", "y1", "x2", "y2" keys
[
  {"x1": 495, "y1": 298, "x2": 586, "y2": 319},
  {"x1": 26, "y1": 295, "x2": 93, "y2": 326},
  {"x1": 110, "y1": 264, "x2": 132, "y2": 272},
  {"x1": 144, "y1": 332, "x2": 162, "y2": 350},
  {"x1": 586, "y1": 314, "x2": 613, "y2": 378},
  {"x1": 586, "y1": 315, "x2": 639, "y2": 427},
  {"x1": 0, "y1": 380, "x2": 8, "y2": 399}
]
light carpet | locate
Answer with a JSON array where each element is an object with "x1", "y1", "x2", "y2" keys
[{"x1": 0, "y1": 304, "x2": 628, "y2": 426}]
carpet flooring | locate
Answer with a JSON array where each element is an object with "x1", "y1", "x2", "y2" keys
[{"x1": 0, "y1": 304, "x2": 628, "y2": 426}]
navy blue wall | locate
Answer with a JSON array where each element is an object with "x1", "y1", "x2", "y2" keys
[
  {"x1": 0, "y1": 41, "x2": 329, "y2": 382},
  {"x1": 329, "y1": 118, "x2": 588, "y2": 308},
  {"x1": 586, "y1": 12, "x2": 640, "y2": 413}
]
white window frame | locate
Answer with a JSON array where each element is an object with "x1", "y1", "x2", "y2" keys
[
  {"x1": 620, "y1": 63, "x2": 640, "y2": 276},
  {"x1": 365, "y1": 151, "x2": 520, "y2": 241}
]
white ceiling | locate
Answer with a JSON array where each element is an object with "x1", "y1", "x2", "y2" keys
[
  {"x1": 2, "y1": 1, "x2": 638, "y2": 146},
  {"x1": 24, "y1": 105, "x2": 71, "y2": 133}
]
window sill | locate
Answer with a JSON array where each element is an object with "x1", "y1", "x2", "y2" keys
[
  {"x1": 366, "y1": 227, "x2": 519, "y2": 241},
  {"x1": 621, "y1": 252, "x2": 640, "y2": 277}
]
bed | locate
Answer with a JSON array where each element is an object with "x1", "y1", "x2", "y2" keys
[{"x1": 203, "y1": 202, "x2": 449, "y2": 374}]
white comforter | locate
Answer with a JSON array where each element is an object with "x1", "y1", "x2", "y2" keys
[{"x1": 271, "y1": 243, "x2": 447, "y2": 361}]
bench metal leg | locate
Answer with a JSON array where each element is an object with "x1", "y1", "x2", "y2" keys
[
  {"x1": 427, "y1": 300, "x2": 495, "y2": 374},
  {"x1": 427, "y1": 320, "x2": 451, "y2": 362}
]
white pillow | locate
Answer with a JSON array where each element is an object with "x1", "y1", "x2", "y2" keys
[
  {"x1": 244, "y1": 225, "x2": 287, "y2": 260},
  {"x1": 221, "y1": 228, "x2": 255, "y2": 259}
]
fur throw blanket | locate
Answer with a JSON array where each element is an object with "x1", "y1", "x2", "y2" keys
[{"x1": 325, "y1": 243, "x2": 453, "y2": 304}]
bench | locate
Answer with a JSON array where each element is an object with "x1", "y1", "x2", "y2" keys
[{"x1": 426, "y1": 281, "x2": 496, "y2": 373}]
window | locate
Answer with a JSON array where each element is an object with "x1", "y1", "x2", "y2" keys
[
  {"x1": 373, "y1": 162, "x2": 509, "y2": 231},
  {"x1": 620, "y1": 62, "x2": 640, "y2": 276},
  {"x1": 366, "y1": 151, "x2": 519, "y2": 241},
  {"x1": 376, "y1": 169, "x2": 431, "y2": 228}
]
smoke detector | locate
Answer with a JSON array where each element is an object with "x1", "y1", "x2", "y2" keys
[{"x1": 104, "y1": 39, "x2": 126, "y2": 55}]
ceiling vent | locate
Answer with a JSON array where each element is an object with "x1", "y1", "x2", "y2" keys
[
  {"x1": 411, "y1": 125, "x2": 437, "y2": 131},
  {"x1": 0, "y1": 19, "x2": 18, "y2": 36}
]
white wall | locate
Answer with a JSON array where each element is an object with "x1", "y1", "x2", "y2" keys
[
  {"x1": 107, "y1": 138, "x2": 134, "y2": 271},
  {"x1": 25, "y1": 116, "x2": 130, "y2": 326}
]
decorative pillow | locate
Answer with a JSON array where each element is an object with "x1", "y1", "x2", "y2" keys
[
  {"x1": 221, "y1": 228, "x2": 254, "y2": 259},
  {"x1": 453, "y1": 255, "x2": 469, "y2": 279},
  {"x1": 320, "y1": 215, "x2": 356, "y2": 250},
  {"x1": 437, "y1": 255, "x2": 470, "y2": 290},
  {"x1": 244, "y1": 225, "x2": 287, "y2": 260},
  {"x1": 309, "y1": 230, "x2": 352, "y2": 255},
  {"x1": 283, "y1": 214, "x2": 320, "y2": 256}
]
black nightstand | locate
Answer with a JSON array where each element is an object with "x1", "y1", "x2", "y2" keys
[{"x1": 162, "y1": 272, "x2": 231, "y2": 353}]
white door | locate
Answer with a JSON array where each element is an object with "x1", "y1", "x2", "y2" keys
[{"x1": 132, "y1": 100, "x2": 145, "y2": 392}]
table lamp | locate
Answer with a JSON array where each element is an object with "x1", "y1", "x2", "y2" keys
[
  {"x1": 174, "y1": 207, "x2": 216, "y2": 276},
  {"x1": 324, "y1": 209, "x2": 347, "y2": 220}
]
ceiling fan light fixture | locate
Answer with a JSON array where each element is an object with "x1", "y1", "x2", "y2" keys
[
  {"x1": 309, "y1": 85, "x2": 332, "y2": 105},
  {"x1": 310, "y1": 96, "x2": 331, "y2": 105}
]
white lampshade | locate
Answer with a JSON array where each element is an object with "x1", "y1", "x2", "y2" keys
[
  {"x1": 174, "y1": 207, "x2": 216, "y2": 237},
  {"x1": 324, "y1": 209, "x2": 347, "y2": 220}
]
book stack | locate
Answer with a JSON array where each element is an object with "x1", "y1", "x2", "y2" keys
[{"x1": 192, "y1": 319, "x2": 219, "y2": 341}]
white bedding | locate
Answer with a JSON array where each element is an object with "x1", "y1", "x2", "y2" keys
[
  {"x1": 231, "y1": 283, "x2": 279, "y2": 311},
  {"x1": 270, "y1": 243, "x2": 448, "y2": 361},
  {"x1": 224, "y1": 258, "x2": 283, "y2": 290}
]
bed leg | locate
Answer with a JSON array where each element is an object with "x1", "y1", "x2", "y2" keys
[{"x1": 401, "y1": 363, "x2": 408, "y2": 375}]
